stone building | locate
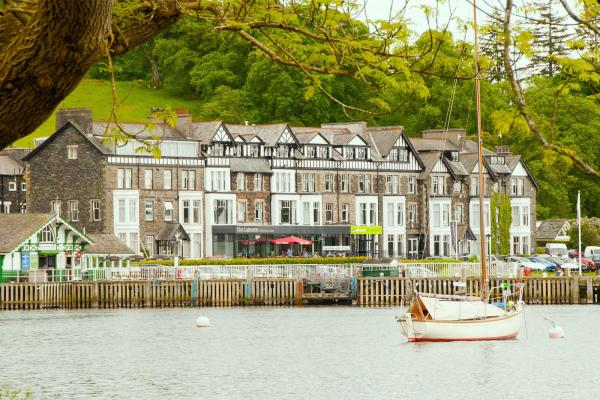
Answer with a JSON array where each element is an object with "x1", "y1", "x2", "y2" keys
[
  {"x1": 24, "y1": 108, "x2": 538, "y2": 259},
  {"x1": 0, "y1": 148, "x2": 29, "y2": 213}
]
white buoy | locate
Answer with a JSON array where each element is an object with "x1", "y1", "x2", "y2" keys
[
  {"x1": 195, "y1": 316, "x2": 211, "y2": 328},
  {"x1": 544, "y1": 317, "x2": 564, "y2": 339},
  {"x1": 548, "y1": 326, "x2": 564, "y2": 339}
]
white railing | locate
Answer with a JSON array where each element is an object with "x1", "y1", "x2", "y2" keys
[
  {"x1": 396, "y1": 261, "x2": 517, "y2": 278},
  {"x1": 0, "y1": 262, "x2": 519, "y2": 283}
]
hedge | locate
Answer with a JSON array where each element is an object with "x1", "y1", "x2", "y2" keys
[
  {"x1": 134, "y1": 256, "x2": 368, "y2": 266},
  {"x1": 399, "y1": 258, "x2": 463, "y2": 263}
]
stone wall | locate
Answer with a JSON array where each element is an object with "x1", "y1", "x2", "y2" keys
[{"x1": 26, "y1": 125, "x2": 106, "y2": 233}]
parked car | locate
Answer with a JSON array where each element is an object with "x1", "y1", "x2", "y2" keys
[
  {"x1": 584, "y1": 246, "x2": 600, "y2": 259},
  {"x1": 528, "y1": 256, "x2": 558, "y2": 272},
  {"x1": 570, "y1": 257, "x2": 596, "y2": 272},
  {"x1": 508, "y1": 257, "x2": 546, "y2": 271},
  {"x1": 402, "y1": 266, "x2": 435, "y2": 278},
  {"x1": 546, "y1": 243, "x2": 568, "y2": 257},
  {"x1": 547, "y1": 256, "x2": 580, "y2": 271}
]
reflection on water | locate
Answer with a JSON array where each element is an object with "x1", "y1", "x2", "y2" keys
[{"x1": 1, "y1": 306, "x2": 600, "y2": 400}]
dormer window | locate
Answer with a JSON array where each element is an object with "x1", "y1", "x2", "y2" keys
[
  {"x1": 354, "y1": 147, "x2": 367, "y2": 160},
  {"x1": 490, "y1": 156, "x2": 505, "y2": 165},
  {"x1": 212, "y1": 143, "x2": 224, "y2": 156},
  {"x1": 248, "y1": 145, "x2": 259, "y2": 157},
  {"x1": 305, "y1": 146, "x2": 316, "y2": 158},
  {"x1": 451, "y1": 152, "x2": 459, "y2": 162},
  {"x1": 276, "y1": 145, "x2": 291, "y2": 158},
  {"x1": 317, "y1": 146, "x2": 328, "y2": 158},
  {"x1": 388, "y1": 148, "x2": 408, "y2": 162}
]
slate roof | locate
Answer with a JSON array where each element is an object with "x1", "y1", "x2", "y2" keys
[
  {"x1": 366, "y1": 126, "x2": 404, "y2": 158},
  {"x1": 189, "y1": 121, "x2": 226, "y2": 143},
  {"x1": 230, "y1": 158, "x2": 272, "y2": 173},
  {"x1": 0, "y1": 152, "x2": 25, "y2": 175},
  {"x1": 446, "y1": 160, "x2": 469, "y2": 176},
  {"x1": 536, "y1": 220, "x2": 570, "y2": 240},
  {"x1": 410, "y1": 137, "x2": 460, "y2": 152},
  {"x1": 292, "y1": 129, "x2": 329, "y2": 145},
  {"x1": 86, "y1": 234, "x2": 136, "y2": 255},
  {"x1": 1, "y1": 148, "x2": 30, "y2": 164},
  {"x1": 156, "y1": 223, "x2": 190, "y2": 241},
  {"x1": 317, "y1": 128, "x2": 367, "y2": 146},
  {"x1": 460, "y1": 139, "x2": 495, "y2": 155},
  {"x1": 458, "y1": 225, "x2": 477, "y2": 241},
  {"x1": 0, "y1": 214, "x2": 53, "y2": 253},
  {"x1": 418, "y1": 152, "x2": 443, "y2": 179},
  {"x1": 321, "y1": 122, "x2": 367, "y2": 135},
  {"x1": 23, "y1": 121, "x2": 112, "y2": 161},
  {"x1": 226, "y1": 123, "x2": 292, "y2": 146},
  {"x1": 460, "y1": 153, "x2": 480, "y2": 174},
  {"x1": 486, "y1": 161, "x2": 512, "y2": 175}
]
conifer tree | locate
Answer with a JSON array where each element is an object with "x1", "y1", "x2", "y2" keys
[{"x1": 528, "y1": 0, "x2": 571, "y2": 77}]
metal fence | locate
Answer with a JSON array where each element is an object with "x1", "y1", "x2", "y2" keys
[{"x1": 0, "y1": 261, "x2": 517, "y2": 283}]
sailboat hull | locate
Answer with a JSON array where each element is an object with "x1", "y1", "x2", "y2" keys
[{"x1": 398, "y1": 309, "x2": 523, "y2": 342}]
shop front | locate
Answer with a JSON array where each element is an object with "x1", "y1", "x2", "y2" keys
[
  {"x1": 350, "y1": 225, "x2": 382, "y2": 258},
  {"x1": 211, "y1": 225, "x2": 353, "y2": 258}
]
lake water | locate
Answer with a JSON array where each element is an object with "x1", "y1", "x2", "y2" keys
[{"x1": 1, "y1": 306, "x2": 600, "y2": 400}]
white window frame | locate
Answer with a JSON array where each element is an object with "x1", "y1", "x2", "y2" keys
[
  {"x1": 324, "y1": 174, "x2": 333, "y2": 192},
  {"x1": 145, "y1": 201, "x2": 154, "y2": 221},
  {"x1": 67, "y1": 145, "x2": 78, "y2": 160},
  {"x1": 144, "y1": 169, "x2": 153, "y2": 190},
  {"x1": 163, "y1": 170, "x2": 172, "y2": 190},
  {"x1": 255, "y1": 201, "x2": 264, "y2": 222},
  {"x1": 90, "y1": 200, "x2": 101, "y2": 221},
  {"x1": 341, "y1": 204, "x2": 349, "y2": 223},
  {"x1": 254, "y1": 173, "x2": 263, "y2": 191},
  {"x1": 237, "y1": 201, "x2": 247, "y2": 222},
  {"x1": 164, "y1": 201, "x2": 174, "y2": 222},
  {"x1": 408, "y1": 176, "x2": 416, "y2": 194},
  {"x1": 341, "y1": 174, "x2": 349, "y2": 192},
  {"x1": 68, "y1": 200, "x2": 78, "y2": 222}
]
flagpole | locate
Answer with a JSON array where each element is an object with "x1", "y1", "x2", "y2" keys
[{"x1": 578, "y1": 191, "x2": 582, "y2": 276}]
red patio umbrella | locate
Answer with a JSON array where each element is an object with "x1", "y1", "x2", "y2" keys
[{"x1": 271, "y1": 235, "x2": 314, "y2": 245}]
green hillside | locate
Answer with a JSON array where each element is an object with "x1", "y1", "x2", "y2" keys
[{"x1": 12, "y1": 79, "x2": 202, "y2": 148}]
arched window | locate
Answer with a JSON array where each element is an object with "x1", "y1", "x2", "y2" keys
[{"x1": 39, "y1": 226, "x2": 55, "y2": 243}]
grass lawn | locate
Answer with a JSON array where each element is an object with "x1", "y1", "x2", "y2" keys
[{"x1": 11, "y1": 79, "x2": 203, "y2": 148}]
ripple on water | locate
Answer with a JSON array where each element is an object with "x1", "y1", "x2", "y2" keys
[{"x1": 1, "y1": 306, "x2": 600, "y2": 400}]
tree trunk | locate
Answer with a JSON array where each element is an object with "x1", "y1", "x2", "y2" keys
[
  {"x1": 0, "y1": 0, "x2": 181, "y2": 149},
  {"x1": 143, "y1": 48, "x2": 161, "y2": 89},
  {"x1": 0, "y1": 0, "x2": 112, "y2": 149}
]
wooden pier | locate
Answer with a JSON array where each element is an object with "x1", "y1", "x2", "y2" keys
[
  {"x1": 0, "y1": 278, "x2": 303, "y2": 310},
  {"x1": 1, "y1": 276, "x2": 600, "y2": 310},
  {"x1": 356, "y1": 276, "x2": 600, "y2": 306}
]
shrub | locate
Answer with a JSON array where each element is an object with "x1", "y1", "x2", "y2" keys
[
  {"x1": 399, "y1": 258, "x2": 462, "y2": 263},
  {"x1": 535, "y1": 247, "x2": 546, "y2": 254},
  {"x1": 134, "y1": 256, "x2": 368, "y2": 266}
]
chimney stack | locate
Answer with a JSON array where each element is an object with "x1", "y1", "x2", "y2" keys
[
  {"x1": 175, "y1": 108, "x2": 192, "y2": 135},
  {"x1": 55, "y1": 108, "x2": 93, "y2": 134},
  {"x1": 495, "y1": 145, "x2": 511, "y2": 155}
]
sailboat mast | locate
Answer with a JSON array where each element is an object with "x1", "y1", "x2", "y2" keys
[{"x1": 473, "y1": 0, "x2": 488, "y2": 300}]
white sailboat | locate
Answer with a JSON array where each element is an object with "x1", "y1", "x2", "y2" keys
[{"x1": 397, "y1": 0, "x2": 525, "y2": 342}]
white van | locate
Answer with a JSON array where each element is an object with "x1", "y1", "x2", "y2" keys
[
  {"x1": 545, "y1": 243, "x2": 568, "y2": 257},
  {"x1": 584, "y1": 246, "x2": 600, "y2": 259}
]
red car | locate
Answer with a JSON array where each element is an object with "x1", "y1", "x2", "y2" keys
[{"x1": 568, "y1": 255, "x2": 595, "y2": 271}]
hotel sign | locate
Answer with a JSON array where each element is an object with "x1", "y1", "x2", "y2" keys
[
  {"x1": 236, "y1": 226, "x2": 276, "y2": 234},
  {"x1": 350, "y1": 226, "x2": 383, "y2": 235},
  {"x1": 323, "y1": 245, "x2": 351, "y2": 252}
]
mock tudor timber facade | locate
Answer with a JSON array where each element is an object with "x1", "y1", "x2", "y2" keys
[{"x1": 24, "y1": 109, "x2": 538, "y2": 259}]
